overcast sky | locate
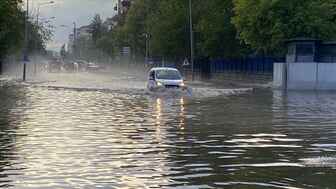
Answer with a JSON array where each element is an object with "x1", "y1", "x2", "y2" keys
[{"x1": 26, "y1": 0, "x2": 118, "y2": 51}]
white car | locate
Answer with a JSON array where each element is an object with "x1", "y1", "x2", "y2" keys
[
  {"x1": 87, "y1": 62, "x2": 100, "y2": 72},
  {"x1": 147, "y1": 67, "x2": 187, "y2": 91}
]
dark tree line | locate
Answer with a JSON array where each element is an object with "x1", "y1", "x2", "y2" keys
[{"x1": 77, "y1": 0, "x2": 336, "y2": 63}]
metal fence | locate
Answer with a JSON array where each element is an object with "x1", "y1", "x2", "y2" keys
[
  {"x1": 208, "y1": 57, "x2": 283, "y2": 74},
  {"x1": 146, "y1": 56, "x2": 284, "y2": 78}
]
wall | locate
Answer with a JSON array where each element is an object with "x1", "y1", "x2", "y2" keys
[
  {"x1": 317, "y1": 63, "x2": 336, "y2": 90},
  {"x1": 287, "y1": 63, "x2": 317, "y2": 90},
  {"x1": 274, "y1": 62, "x2": 336, "y2": 90},
  {"x1": 273, "y1": 63, "x2": 286, "y2": 89}
]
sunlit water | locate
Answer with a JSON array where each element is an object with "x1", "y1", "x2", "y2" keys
[{"x1": 0, "y1": 73, "x2": 336, "y2": 188}]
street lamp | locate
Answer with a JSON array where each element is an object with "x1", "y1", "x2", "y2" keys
[
  {"x1": 34, "y1": 1, "x2": 55, "y2": 76},
  {"x1": 23, "y1": 0, "x2": 29, "y2": 81},
  {"x1": 59, "y1": 22, "x2": 77, "y2": 59},
  {"x1": 22, "y1": 0, "x2": 55, "y2": 81},
  {"x1": 189, "y1": 0, "x2": 194, "y2": 81},
  {"x1": 142, "y1": 33, "x2": 150, "y2": 65},
  {"x1": 73, "y1": 22, "x2": 77, "y2": 59},
  {"x1": 38, "y1": 16, "x2": 56, "y2": 24},
  {"x1": 36, "y1": 1, "x2": 55, "y2": 28}
]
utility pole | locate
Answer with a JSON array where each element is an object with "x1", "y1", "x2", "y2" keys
[
  {"x1": 189, "y1": 0, "x2": 194, "y2": 81},
  {"x1": 34, "y1": 1, "x2": 54, "y2": 76},
  {"x1": 73, "y1": 22, "x2": 76, "y2": 59},
  {"x1": 145, "y1": 33, "x2": 150, "y2": 64},
  {"x1": 23, "y1": 0, "x2": 29, "y2": 81},
  {"x1": 34, "y1": 7, "x2": 39, "y2": 76},
  {"x1": 118, "y1": 0, "x2": 122, "y2": 15}
]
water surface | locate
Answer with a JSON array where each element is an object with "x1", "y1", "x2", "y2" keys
[{"x1": 0, "y1": 77, "x2": 335, "y2": 188}]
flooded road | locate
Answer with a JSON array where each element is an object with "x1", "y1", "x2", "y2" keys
[{"x1": 0, "y1": 73, "x2": 336, "y2": 188}]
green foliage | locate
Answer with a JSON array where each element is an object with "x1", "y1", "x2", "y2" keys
[
  {"x1": 232, "y1": 0, "x2": 336, "y2": 55},
  {"x1": 91, "y1": 0, "x2": 336, "y2": 61},
  {"x1": 28, "y1": 20, "x2": 53, "y2": 53},
  {"x1": 60, "y1": 44, "x2": 66, "y2": 59},
  {"x1": 146, "y1": 0, "x2": 189, "y2": 59},
  {"x1": 0, "y1": 0, "x2": 53, "y2": 59},
  {"x1": 90, "y1": 14, "x2": 106, "y2": 45},
  {"x1": 117, "y1": 0, "x2": 246, "y2": 60},
  {"x1": 0, "y1": 0, "x2": 24, "y2": 58},
  {"x1": 195, "y1": 0, "x2": 247, "y2": 58}
]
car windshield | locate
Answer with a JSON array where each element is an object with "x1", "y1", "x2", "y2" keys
[{"x1": 155, "y1": 70, "x2": 182, "y2": 80}]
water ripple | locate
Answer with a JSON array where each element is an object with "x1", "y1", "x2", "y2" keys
[{"x1": 0, "y1": 82, "x2": 334, "y2": 188}]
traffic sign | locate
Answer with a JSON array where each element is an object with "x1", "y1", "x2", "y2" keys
[
  {"x1": 121, "y1": 47, "x2": 131, "y2": 56},
  {"x1": 23, "y1": 55, "x2": 30, "y2": 62},
  {"x1": 183, "y1": 58, "x2": 190, "y2": 66}
]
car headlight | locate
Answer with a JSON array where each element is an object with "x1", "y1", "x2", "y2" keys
[
  {"x1": 157, "y1": 82, "x2": 163, "y2": 86},
  {"x1": 180, "y1": 82, "x2": 185, "y2": 87}
]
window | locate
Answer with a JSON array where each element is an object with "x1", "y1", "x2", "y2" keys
[
  {"x1": 296, "y1": 44, "x2": 314, "y2": 56},
  {"x1": 155, "y1": 70, "x2": 182, "y2": 80},
  {"x1": 288, "y1": 44, "x2": 295, "y2": 55},
  {"x1": 149, "y1": 71, "x2": 155, "y2": 80}
]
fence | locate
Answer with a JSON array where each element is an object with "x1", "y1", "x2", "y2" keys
[
  {"x1": 208, "y1": 57, "x2": 283, "y2": 74},
  {"x1": 144, "y1": 56, "x2": 284, "y2": 80}
]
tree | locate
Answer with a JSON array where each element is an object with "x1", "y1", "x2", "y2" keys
[
  {"x1": 0, "y1": 0, "x2": 23, "y2": 57},
  {"x1": 232, "y1": 0, "x2": 336, "y2": 55},
  {"x1": 90, "y1": 14, "x2": 106, "y2": 45},
  {"x1": 114, "y1": 0, "x2": 248, "y2": 61},
  {"x1": 122, "y1": 0, "x2": 148, "y2": 58},
  {"x1": 0, "y1": 0, "x2": 53, "y2": 73},
  {"x1": 194, "y1": 0, "x2": 248, "y2": 58},
  {"x1": 60, "y1": 44, "x2": 67, "y2": 59},
  {"x1": 145, "y1": 0, "x2": 189, "y2": 59}
]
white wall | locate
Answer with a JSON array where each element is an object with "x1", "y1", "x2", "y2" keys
[
  {"x1": 317, "y1": 63, "x2": 336, "y2": 90},
  {"x1": 287, "y1": 63, "x2": 317, "y2": 90},
  {"x1": 273, "y1": 63, "x2": 286, "y2": 89},
  {"x1": 274, "y1": 63, "x2": 336, "y2": 90}
]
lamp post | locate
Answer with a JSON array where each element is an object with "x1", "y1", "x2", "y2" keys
[
  {"x1": 59, "y1": 23, "x2": 77, "y2": 59},
  {"x1": 73, "y1": 22, "x2": 77, "y2": 59},
  {"x1": 23, "y1": 0, "x2": 29, "y2": 81},
  {"x1": 118, "y1": 0, "x2": 122, "y2": 15},
  {"x1": 189, "y1": 0, "x2": 194, "y2": 81},
  {"x1": 143, "y1": 33, "x2": 150, "y2": 65},
  {"x1": 36, "y1": 1, "x2": 54, "y2": 27},
  {"x1": 23, "y1": 0, "x2": 54, "y2": 81},
  {"x1": 34, "y1": 1, "x2": 54, "y2": 75}
]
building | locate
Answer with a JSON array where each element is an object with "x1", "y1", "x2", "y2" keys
[
  {"x1": 67, "y1": 25, "x2": 92, "y2": 54},
  {"x1": 104, "y1": 16, "x2": 119, "y2": 31},
  {"x1": 68, "y1": 34, "x2": 74, "y2": 54},
  {"x1": 77, "y1": 25, "x2": 91, "y2": 39},
  {"x1": 274, "y1": 38, "x2": 336, "y2": 90},
  {"x1": 116, "y1": 0, "x2": 133, "y2": 15}
]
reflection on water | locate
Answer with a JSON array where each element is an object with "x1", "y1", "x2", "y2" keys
[{"x1": 0, "y1": 83, "x2": 335, "y2": 188}]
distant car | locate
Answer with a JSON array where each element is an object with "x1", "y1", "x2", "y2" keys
[
  {"x1": 147, "y1": 67, "x2": 187, "y2": 91},
  {"x1": 63, "y1": 61, "x2": 75, "y2": 72},
  {"x1": 76, "y1": 60, "x2": 89, "y2": 72},
  {"x1": 48, "y1": 59, "x2": 61, "y2": 73},
  {"x1": 87, "y1": 62, "x2": 101, "y2": 72}
]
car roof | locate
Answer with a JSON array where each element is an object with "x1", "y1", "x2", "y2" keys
[{"x1": 149, "y1": 67, "x2": 179, "y2": 72}]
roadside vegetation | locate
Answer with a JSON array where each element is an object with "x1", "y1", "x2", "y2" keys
[
  {"x1": 83, "y1": 0, "x2": 336, "y2": 62},
  {"x1": 0, "y1": 0, "x2": 53, "y2": 73}
]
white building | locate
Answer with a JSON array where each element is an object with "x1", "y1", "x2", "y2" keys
[{"x1": 274, "y1": 38, "x2": 336, "y2": 90}]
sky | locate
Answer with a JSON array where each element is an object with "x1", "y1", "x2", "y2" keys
[{"x1": 26, "y1": 0, "x2": 118, "y2": 51}]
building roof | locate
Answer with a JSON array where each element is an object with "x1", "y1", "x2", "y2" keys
[
  {"x1": 285, "y1": 38, "x2": 321, "y2": 44},
  {"x1": 149, "y1": 67, "x2": 179, "y2": 72},
  {"x1": 321, "y1": 41, "x2": 336, "y2": 45}
]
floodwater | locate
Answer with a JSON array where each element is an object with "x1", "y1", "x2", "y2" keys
[{"x1": 0, "y1": 72, "x2": 336, "y2": 189}]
